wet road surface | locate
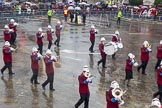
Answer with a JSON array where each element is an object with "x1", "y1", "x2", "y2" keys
[{"x1": 0, "y1": 17, "x2": 162, "y2": 108}]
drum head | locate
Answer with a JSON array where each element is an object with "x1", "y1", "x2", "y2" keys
[{"x1": 104, "y1": 44, "x2": 116, "y2": 55}]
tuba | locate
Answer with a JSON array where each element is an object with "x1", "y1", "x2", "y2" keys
[{"x1": 112, "y1": 87, "x2": 123, "y2": 99}]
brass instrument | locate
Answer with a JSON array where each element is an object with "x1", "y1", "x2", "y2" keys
[{"x1": 112, "y1": 87, "x2": 125, "y2": 105}]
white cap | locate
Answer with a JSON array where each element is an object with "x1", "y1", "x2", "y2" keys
[
  {"x1": 110, "y1": 80, "x2": 119, "y2": 88},
  {"x1": 160, "y1": 40, "x2": 162, "y2": 44},
  {"x1": 115, "y1": 30, "x2": 119, "y2": 35},
  {"x1": 143, "y1": 40, "x2": 149, "y2": 47},
  {"x1": 101, "y1": 37, "x2": 106, "y2": 41},
  {"x1": 91, "y1": 25, "x2": 95, "y2": 29},
  {"x1": 5, "y1": 41, "x2": 10, "y2": 46},
  {"x1": 32, "y1": 47, "x2": 38, "y2": 52},
  {"x1": 57, "y1": 21, "x2": 61, "y2": 24},
  {"x1": 48, "y1": 25, "x2": 52, "y2": 29},
  {"x1": 83, "y1": 65, "x2": 89, "y2": 72},
  {"x1": 10, "y1": 19, "x2": 15, "y2": 22},
  {"x1": 128, "y1": 53, "x2": 135, "y2": 59},
  {"x1": 46, "y1": 49, "x2": 52, "y2": 55},
  {"x1": 151, "y1": 98, "x2": 161, "y2": 108},
  {"x1": 4, "y1": 25, "x2": 9, "y2": 29},
  {"x1": 38, "y1": 28, "x2": 42, "y2": 32}
]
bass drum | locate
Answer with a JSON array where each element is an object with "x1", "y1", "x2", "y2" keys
[{"x1": 104, "y1": 44, "x2": 118, "y2": 55}]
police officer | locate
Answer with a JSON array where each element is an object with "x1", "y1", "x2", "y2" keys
[
  {"x1": 47, "y1": 8, "x2": 53, "y2": 25},
  {"x1": 1, "y1": 41, "x2": 15, "y2": 75},
  {"x1": 42, "y1": 49, "x2": 57, "y2": 91}
]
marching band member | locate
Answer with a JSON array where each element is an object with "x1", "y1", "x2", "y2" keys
[
  {"x1": 36, "y1": 28, "x2": 44, "y2": 55},
  {"x1": 137, "y1": 40, "x2": 152, "y2": 75},
  {"x1": 1, "y1": 41, "x2": 15, "y2": 75},
  {"x1": 124, "y1": 53, "x2": 137, "y2": 87},
  {"x1": 54, "y1": 21, "x2": 63, "y2": 47},
  {"x1": 111, "y1": 30, "x2": 120, "y2": 59},
  {"x1": 155, "y1": 40, "x2": 162, "y2": 70},
  {"x1": 46, "y1": 25, "x2": 54, "y2": 49},
  {"x1": 75, "y1": 66, "x2": 93, "y2": 108},
  {"x1": 153, "y1": 61, "x2": 162, "y2": 102},
  {"x1": 42, "y1": 49, "x2": 57, "y2": 91},
  {"x1": 150, "y1": 98, "x2": 162, "y2": 108},
  {"x1": 8, "y1": 19, "x2": 18, "y2": 45},
  {"x1": 106, "y1": 81, "x2": 124, "y2": 108},
  {"x1": 89, "y1": 25, "x2": 97, "y2": 53},
  {"x1": 30, "y1": 47, "x2": 42, "y2": 84},
  {"x1": 3, "y1": 25, "x2": 13, "y2": 43},
  {"x1": 98, "y1": 37, "x2": 107, "y2": 68}
]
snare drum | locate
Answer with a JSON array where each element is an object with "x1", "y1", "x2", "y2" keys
[{"x1": 104, "y1": 43, "x2": 118, "y2": 55}]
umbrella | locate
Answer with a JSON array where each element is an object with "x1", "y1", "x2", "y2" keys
[
  {"x1": 133, "y1": 6, "x2": 140, "y2": 9},
  {"x1": 112, "y1": 5, "x2": 117, "y2": 8},
  {"x1": 79, "y1": 2, "x2": 87, "y2": 5},
  {"x1": 75, "y1": 6, "x2": 81, "y2": 10},
  {"x1": 68, "y1": 6, "x2": 74, "y2": 10},
  {"x1": 141, "y1": 6, "x2": 148, "y2": 9},
  {"x1": 150, "y1": 8, "x2": 156, "y2": 11}
]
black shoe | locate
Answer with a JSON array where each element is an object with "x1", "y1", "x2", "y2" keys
[
  {"x1": 127, "y1": 84, "x2": 131, "y2": 87},
  {"x1": 97, "y1": 62, "x2": 99, "y2": 67},
  {"x1": 103, "y1": 66, "x2": 107, "y2": 68},
  {"x1": 137, "y1": 67, "x2": 140, "y2": 72},
  {"x1": 9, "y1": 72, "x2": 15, "y2": 75},
  {"x1": 142, "y1": 73, "x2": 147, "y2": 75},
  {"x1": 50, "y1": 88, "x2": 55, "y2": 91},
  {"x1": 42, "y1": 85, "x2": 45, "y2": 90},
  {"x1": 30, "y1": 79, "x2": 33, "y2": 84},
  {"x1": 34, "y1": 82, "x2": 40, "y2": 84}
]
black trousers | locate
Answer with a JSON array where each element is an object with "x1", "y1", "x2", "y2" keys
[
  {"x1": 153, "y1": 84, "x2": 162, "y2": 102},
  {"x1": 117, "y1": 17, "x2": 121, "y2": 25},
  {"x1": 54, "y1": 35, "x2": 60, "y2": 47},
  {"x1": 48, "y1": 40, "x2": 52, "y2": 49},
  {"x1": 31, "y1": 69, "x2": 38, "y2": 84},
  {"x1": 48, "y1": 16, "x2": 51, "y2": 25},
  {"x1": 98, "y1": 55, "x2": 106, "y2": 67},
  {"x1": 38, "y1": 43, "x2": 43, "y2": 55},
  {"x1": 11, "y1": 32, "x2": 17, "y2": 45},
  {"x1": 75, "y1": 93, "x2": 90, "y2": 108},
  {"x1": 82, "y1": 16, "x2": 86, "y2": 24},
  {"x1": 89, "y1": 40, "x2": 95, "y2": 52},
  {"x1": 155, "y1": 58, "x2": 162, "y2": 70},
  {"x1": 1, "y1": 62, "x2": 12, "y2": 74},
  {"x1": 42, "y1": 73, "x2": 54, "y2": 90},
  {"x1": 138, "y1": 60, "x2": 148, "y2": 74}
]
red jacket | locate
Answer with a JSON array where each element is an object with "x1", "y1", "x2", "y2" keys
[
  {"x1": 111, "y1": 36, "x2": 119, "y2": 43},
  {"x1": 31, "y1": 53, "x2": 39, "y2": 69},
  {"x1": 89, "y1": 29, "x2": 95, "y2": 41},
  {"x1": 44, "y1": 55, "x2": 54, "y2": 74},
  {"x1": 156, "y1": 67, "x2": 162, "y2": 84},
  {"x1": 55, "y1": 24, "x2": 61, "y2": 35},
  {"x1": 3, "y1": 46, "x2": 12, "y2": 62},
  {"x1": 156, "y1": 45, "x2": 162, "y2": 58},
  {"x1": 8, "y1": 23, "x2": 17, "y2": 32},
  {"x1": 106, "y1": 88, "x2": 119, "y2": 108},
  {"x1": 78, "y1": 73, "x2": 89, "y2": 94},
  {"x1": 36, "y1": 32, "x2": 43, "y2": 44},
  {"x1": 99, "y1": 43, "x2": 106, "y2": 56},
  {"x1": 125, "y1": 58, "x2": 133, "y2": 70},
  {"x1": 4, "y1": 29, "x2": 11, "y2": 41},
  {"x1": 140, "y1": 46, "x2": 149, "y2": 61},
  {"x1": 47, "y1": 29, "x2": 54, "y2": 41}
]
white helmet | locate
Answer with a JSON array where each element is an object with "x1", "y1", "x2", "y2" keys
[
  {"x1": 32, "y1": 47, "x2": 38, "y2": 52},
  {"x1": 101, "y1": 37, "x2": 106, "y2": 42},
  {"x1": 4, "y1": 25, "x2": 9, "y2": 29},
  {"x1": 143, "y1": 40, "x2": 150, "y2": 47},
  {"x1": 46, "y1": 49, "x2": 52, "y2": 55},
  {"x1": 115, "y1": 30, "x2": 120, "y2": 35},
  {"x1": 160, "y1": 40, "x2": 162, "y2": 44},
  {"x1": 48, "y1": 25, "x2": 52, "y2": 29},
  {"x1": 151, "y1": 98, "x2": 161, "y2": 108},
  {"x1": 5, "y1": 41, "x2": 10, "y2": 46},
  {"x1": 57, "y1": 21, "x2": 61, "y2": 24},
  {"x1": 160, "y1": 61, "x2": 162, "y2": 66},
  {"x1": 110, "y1": 81, "x2": 119, "y2": 88},
  {"x1": 10, "y1": 19, "x2": 15, "y2": 23},
  {"x1": 91, "y1": 25, "x2": 95, "y2": 29},
  {"x1": 128, "y1": 53, "x2": 135, "y2": 59},
  {"x1": 38, "y1": 28, "x2": 42, "y2": 32},
  {"x1": 83, "y1": 65, "x2": 89, "y2": 72}
]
